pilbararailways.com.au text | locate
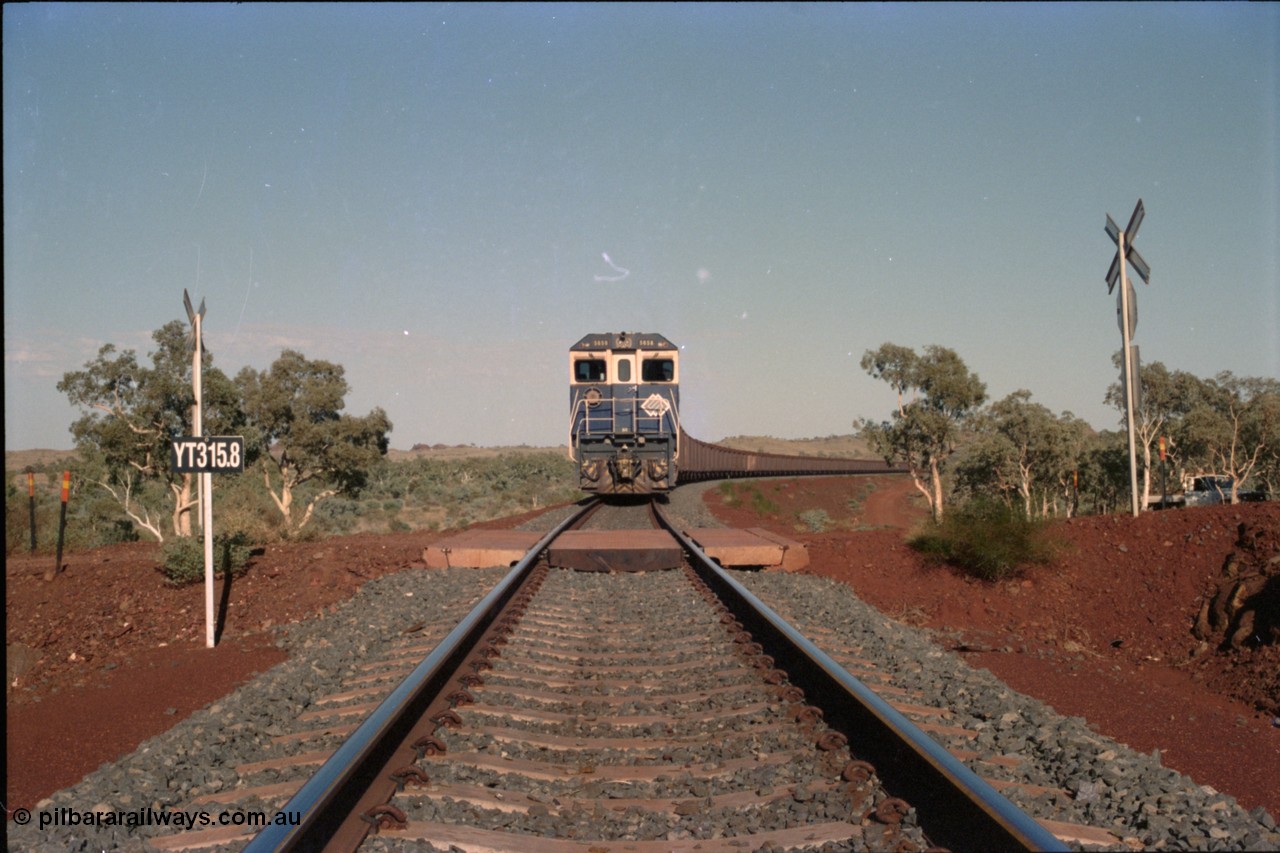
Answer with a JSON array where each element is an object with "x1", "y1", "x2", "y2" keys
[{"x1": 34, "y1": 805, "x2": 300, "y2": 831}]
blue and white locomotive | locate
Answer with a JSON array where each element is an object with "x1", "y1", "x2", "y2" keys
[{"x1": 569, "y1": 332, "x2": 681, "y2": 493}]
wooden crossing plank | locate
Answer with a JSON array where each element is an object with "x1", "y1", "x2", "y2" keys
[
  {"x1": 547, "y1": 529, "x2": 682, "y2": 572},
  {"x1": 422, "y1": 529, "x2": 542, "y2": 568}
]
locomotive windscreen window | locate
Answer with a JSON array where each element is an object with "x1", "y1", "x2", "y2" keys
[
  {"x1": 642, "y1": 359, "x2": 674, "y2": 382},
  {"x1": 575, "y1": 359, "x2": 606, "y2": 383},
  {"x1": 616, "y1": 358, "x2": 632, "y2": 383}
]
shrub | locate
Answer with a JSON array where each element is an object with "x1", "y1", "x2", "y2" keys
[
  {"x1": 161, "y1": 532, "x2": 253, "y2": 585},
  {"x1": 908, "y1": 498, "x2": 1058, "y2": 581},
  {"x1": 798, "y1": 508, "x2": 833, "y2": 533},
  {"x1": 750, "y1": 487, "x2": 779, "y2": 516},
  {"x1": 715, "y1": 481, "x2": 778, "y2": 515}
]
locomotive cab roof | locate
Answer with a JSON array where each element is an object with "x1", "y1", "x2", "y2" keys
[{"x1": 570, "y1": 332, "x2": 676, "y2": 352}]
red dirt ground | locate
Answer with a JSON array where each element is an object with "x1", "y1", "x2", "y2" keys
[
  {"x1": 6, "y1": 482, "x2": 1279, "y2": 824},
  {"x1": 3, "y1": 512, "x2": 530, "y2": 815},
  {"x1": 706, "y1": 476, "x2": 1280, "y2": 818}
]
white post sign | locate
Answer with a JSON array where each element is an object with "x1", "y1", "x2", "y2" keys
[{"x1": 182, "y1": 291, "x2": 218, "y2": 648}]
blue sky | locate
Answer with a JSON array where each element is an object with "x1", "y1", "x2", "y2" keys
[{"x1": 5, "y1": 3, "x2": 1277, "y2": 450}]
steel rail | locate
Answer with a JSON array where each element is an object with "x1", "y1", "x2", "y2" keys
[
  {"x1": 656, "y1": 504, "x2": 1069, "y2": 853},
  {"x1": 243, "y1": 500, "x2": 597, "y2": 852}
]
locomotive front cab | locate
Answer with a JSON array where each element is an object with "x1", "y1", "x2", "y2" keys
[{"x1": 569, "y1": 332, "x2": 680, "y2": 493}]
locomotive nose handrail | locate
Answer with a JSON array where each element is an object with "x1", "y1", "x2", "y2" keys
[{"x1": 569, "y1": 394, "x2": 681, "y2": 447}]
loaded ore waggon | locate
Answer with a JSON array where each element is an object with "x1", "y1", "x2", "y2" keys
[{"x1": 568, "y1": 332, "x2": 902, "y2": 494}]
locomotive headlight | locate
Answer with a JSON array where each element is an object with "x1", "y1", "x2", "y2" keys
[{"x1": 584, "y1": 387, "x2": 602, "y2": 407}]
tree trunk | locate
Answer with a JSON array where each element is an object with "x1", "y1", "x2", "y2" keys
[
  {"x1": 264, "y1": 464, "x2": 293, "y2": 529},
  {"x1": 296, "y1": 489, "x2": 339, "y2": 532},
  {"x1": 908, "y1": 469, "x2": 937, "y2": 521},
  {"x1": 930, "y1": 458, "x2": 944, "y2": 522},
  {"x1": 1141, "y1": 445, "x2": 1152, "y2": 510},
  {"x1": 171, "y1": 474, "x2": 195, "y2": 537}
]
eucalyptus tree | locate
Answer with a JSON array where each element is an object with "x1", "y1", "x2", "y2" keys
[
  {"x1": 950, "y1": 432, "x2": 1020, "y2": 506},
  {"x1": 1174, "y1": 372, "x2": 1280, "y2": 502},
  {"x1": 857, "y1": 344, "x2": 987, "y2": 522},
  {"x1": 1255, "y1": 426, "x2": 1280, "y2": 500},
  {"x1": 57, "y1": 321, "x2": 242, "y2": 540},
  {"x1": 1075, "y1": 432, "x2": 1130, "y2": 516},
  {"x1": 1104, "y1": 358, "x2": 1201, "y2": 508},
  {"x1": 954, "y1": 391, "x2": 1091, "y2": 518},
  {"x1": 1044, "y1": 414, "x2": 1092, "y2": 517},
  {"x1": 985, "y1": 391, "x2": 1056, "y2": 517},
  {"x1": 236, "y1": 349, "x2": 392, "y2": 535}
]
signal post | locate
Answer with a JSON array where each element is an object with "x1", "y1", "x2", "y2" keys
[
  {"x1": 176, "y1": 291, "x2": 244, "y2": 647},
  {"x1": 1104, "y1": 199, "x2": 1151, "y2": 518}
]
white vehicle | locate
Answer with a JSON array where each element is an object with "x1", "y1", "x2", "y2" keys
[{"x1": 1147, "y1": 475, "x2": 1267, "y2": 509}]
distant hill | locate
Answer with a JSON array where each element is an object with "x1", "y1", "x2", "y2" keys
[
  {"x1": 385, "y1": 445, "x2": 569, "y2": 462},
  {"x1": 5, "y1": 449, "x2": 78, "y2": 472},
  {"x1": 714, "y1": 434, "x2": 877, "y2": 459}
]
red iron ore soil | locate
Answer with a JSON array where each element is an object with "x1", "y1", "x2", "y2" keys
[
  {"x1": 6, "y1": 481, "x2": 1278, "y2": 824},
  {"x1": 705, "y1": 476, "x2": 1279, "y2": 819}
]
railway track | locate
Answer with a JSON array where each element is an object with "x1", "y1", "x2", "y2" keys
[
  {"x1": 181, "y1": 499, "x2": 1067, "y2": 853},
  {"x1": 15, "y1": 491, "x2": 1275, "y2": 853}
]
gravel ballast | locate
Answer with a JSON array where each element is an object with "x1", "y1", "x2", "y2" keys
[
  {"x1": 7, "y1": 567, "x2": 508, "y2": 853},
  {"x1": 732, "y1": 571, "x2": 1280, "y2": 851}
]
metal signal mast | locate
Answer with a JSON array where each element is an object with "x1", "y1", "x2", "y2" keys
[{"x1": 1104, "y1": 199, "x2": 1151, "y2": 518}]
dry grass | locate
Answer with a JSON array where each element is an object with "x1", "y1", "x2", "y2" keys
[{"x1": 888, "y1": 604, "x2": 933, "y2": 627}]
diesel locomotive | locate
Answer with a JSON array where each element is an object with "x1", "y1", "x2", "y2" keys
[
  {"x1": 569, "y1": 332, "x2": 904, "y2": 494},
  {"x1": 569, "y1": 332, "x2": 681, "y2": 494}
]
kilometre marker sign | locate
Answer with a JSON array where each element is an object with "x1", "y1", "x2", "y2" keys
[{"x1": 171, "y1": 436, "x2": 245, "y2": 473}]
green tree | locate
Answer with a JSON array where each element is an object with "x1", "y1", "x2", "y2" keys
[
  {"x1": 987, "y1": 392, "x2": 1091, "y2": 518},
  {"x1": 953, "y1": 393, "x2": 1091, "y2": 518},
  {"x1": 1255, "y1": 429, "x2": 1280, "y2": 500},
  {"x1": 1104, "y1": 358, "x2": 1200, "y2": 507},
  {"x1": 987, "y1": 391, "x2": 1053, "y2": 517},
  {"x1": 857, "y1": 344, "x2": 987, "y2": 521},
  {"x1": 1074, "y1": 432, "x2": 1130, "y2": 515},
  {"x1": 1044, "y1": 414, "x2": 1091, "y2": 518},
  {"x1": 57, "y1": 321, "x2": 239, "y2": 541},
  {"x1": 951, "y1": 433, "x2": 1021, "y2": 506},
  {"x1": 1174, "y1": 372, "x2": 1280, "y2": 502},
  {"x1": 237, "y1": 350, "x2": 392, "y2": 534}
]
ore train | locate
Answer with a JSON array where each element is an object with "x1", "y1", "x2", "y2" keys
[{"x1": 569, "y1": 332, "x2": 900, "y2": 494}]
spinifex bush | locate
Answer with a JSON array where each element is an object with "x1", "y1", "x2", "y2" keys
[
  {"x1": 717, "y1": 481, "x2": 780, "y2": 515},
  {"x1": 161, "y1": 531, "x2": 253, "y2": 585},
  {"x1": 798, "y1": 508, "x2": 833, "y2": 533},
  {"x1": 908, "y1": 498, "x2": 1058, "y2": 581}
]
